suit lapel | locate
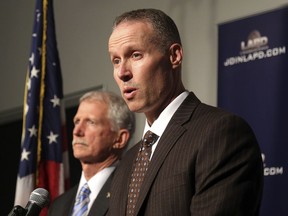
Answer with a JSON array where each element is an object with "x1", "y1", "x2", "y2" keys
[
  {"x1": 63, "y1": 185, "x2": 79, "y2": 215},
  {"x1": 88, "y1": 172, "x2": 114, "y2": 216},
  {"x1": 134, "y1": 92, "x2": 201, "y2": 214}
]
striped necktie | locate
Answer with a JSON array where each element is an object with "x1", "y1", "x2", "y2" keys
[
  {"x1": 72, "y1": 183, "x2": 91, "y2": 216},
  {"x1": 126, "y1": 130, "x2": 159, "y2": 216}
]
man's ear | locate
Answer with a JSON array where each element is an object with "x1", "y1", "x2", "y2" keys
[
  {"x1": 113, "y1": 129, "x2": 130, "y2": 150},
  {"x1": 169, "y1": 43, "x2": 183, "y2": 69}
]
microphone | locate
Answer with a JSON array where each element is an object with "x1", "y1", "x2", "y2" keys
[
  {"x1": 25, "y1": 188, "x2": 50, "y2": 216},
  {"x1": 8, "y1": 188, "x2": 49, "y2": 216}
]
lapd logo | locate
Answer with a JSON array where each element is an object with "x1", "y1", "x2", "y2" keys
[
  {"x1": 223, "y1": 30, "x2": 286, "y2": 66},
  {"x1": 240, "y1": 30, "x2": 268, "y2": 54}
]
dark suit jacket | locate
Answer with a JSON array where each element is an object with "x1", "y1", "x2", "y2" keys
[
  {"x1": 48, "y1": 173, "x2": 113, "y2": 216},
  {"x1": 107, "y1": 92, "x2": 263, "y2": 216}
]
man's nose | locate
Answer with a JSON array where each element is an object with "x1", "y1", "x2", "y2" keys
[{"x1": 117, "y1": 60, "x2": 133, "y2": 82}]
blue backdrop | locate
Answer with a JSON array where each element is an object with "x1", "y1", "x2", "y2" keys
[{"x1": 218, "y1": 6, "x2": 288, "y2": 216}]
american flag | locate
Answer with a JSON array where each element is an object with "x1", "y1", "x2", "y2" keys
[{"x1": 14, "y1": 0, "x2": 69, "y2": 215}]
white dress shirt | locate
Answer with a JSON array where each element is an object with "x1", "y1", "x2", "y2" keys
[
  {"x1": 76, "y1": 166, "x2": 115, "y2": 214},
  {"x1": 143, "y1": 91, "x2": 189, "y2": 159}
]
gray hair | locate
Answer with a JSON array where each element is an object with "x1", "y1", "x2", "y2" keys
[
  {"x1": 79, "y1": 91, "x2": 135, "y2": 137},
  {"x1": 112, "y1": 8, "x2": 182, "y2": 53}
]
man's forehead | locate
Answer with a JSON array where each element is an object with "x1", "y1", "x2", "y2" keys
[{"x1": 109, "y1": 22, "x2": 152, "y2": 48}]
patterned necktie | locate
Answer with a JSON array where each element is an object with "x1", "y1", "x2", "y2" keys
[
  {"x1": 72, "y1": 183, "x2": 91, "y2": 216},
  {"x1": 126, "y1": 130, "x2": 159, "y2": 216}
]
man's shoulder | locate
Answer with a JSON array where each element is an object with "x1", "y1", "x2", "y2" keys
[{"x1": 51, "y1": 184, "x2": 78, "y2": 204}]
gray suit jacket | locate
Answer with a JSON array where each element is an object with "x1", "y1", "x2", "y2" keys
[
  {"x1": 48, "y1": 173, "x2": 113, "y2": 216},
  {"x1": 107, "y1": 92, "x2": 263, "y2": 216}
]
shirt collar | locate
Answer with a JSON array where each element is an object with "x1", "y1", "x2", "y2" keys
[{"x1": 143, "y1": 91, "x2": 189, "y2": 137}]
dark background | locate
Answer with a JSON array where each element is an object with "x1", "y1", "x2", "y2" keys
[{"x1": 1, "y1": 105, "x2": 81, "y2": 215}]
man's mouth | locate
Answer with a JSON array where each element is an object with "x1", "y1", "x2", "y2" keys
[{"x1": 123, "y1": 87, "x2": 137, "y2": 100}]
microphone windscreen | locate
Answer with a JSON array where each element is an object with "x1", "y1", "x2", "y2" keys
[{"x1": 29, "y1": 188, "x2": 50, "y2": 208}]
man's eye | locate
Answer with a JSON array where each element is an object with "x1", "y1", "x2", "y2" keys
[
  {"x1": 132, "y1": 53, "x2": 142, "y2": 59},
  {"x1": 113, "y1": 58, "x2": 121, "y2": 65},
  {"x1": 87, "y1": 120, "x2": 95, "y2": 125}
]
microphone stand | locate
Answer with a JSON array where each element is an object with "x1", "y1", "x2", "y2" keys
[{"x1": 7, "y1": 205, "x2": 27, "y2": 216}]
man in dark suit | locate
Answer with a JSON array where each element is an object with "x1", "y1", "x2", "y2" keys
[
  {"x1": 107, "y1": 8, "x2": 263, "y2": 215},
  {"x1": 48, "y1": 91, "x2": 135, "y2": 216}
]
